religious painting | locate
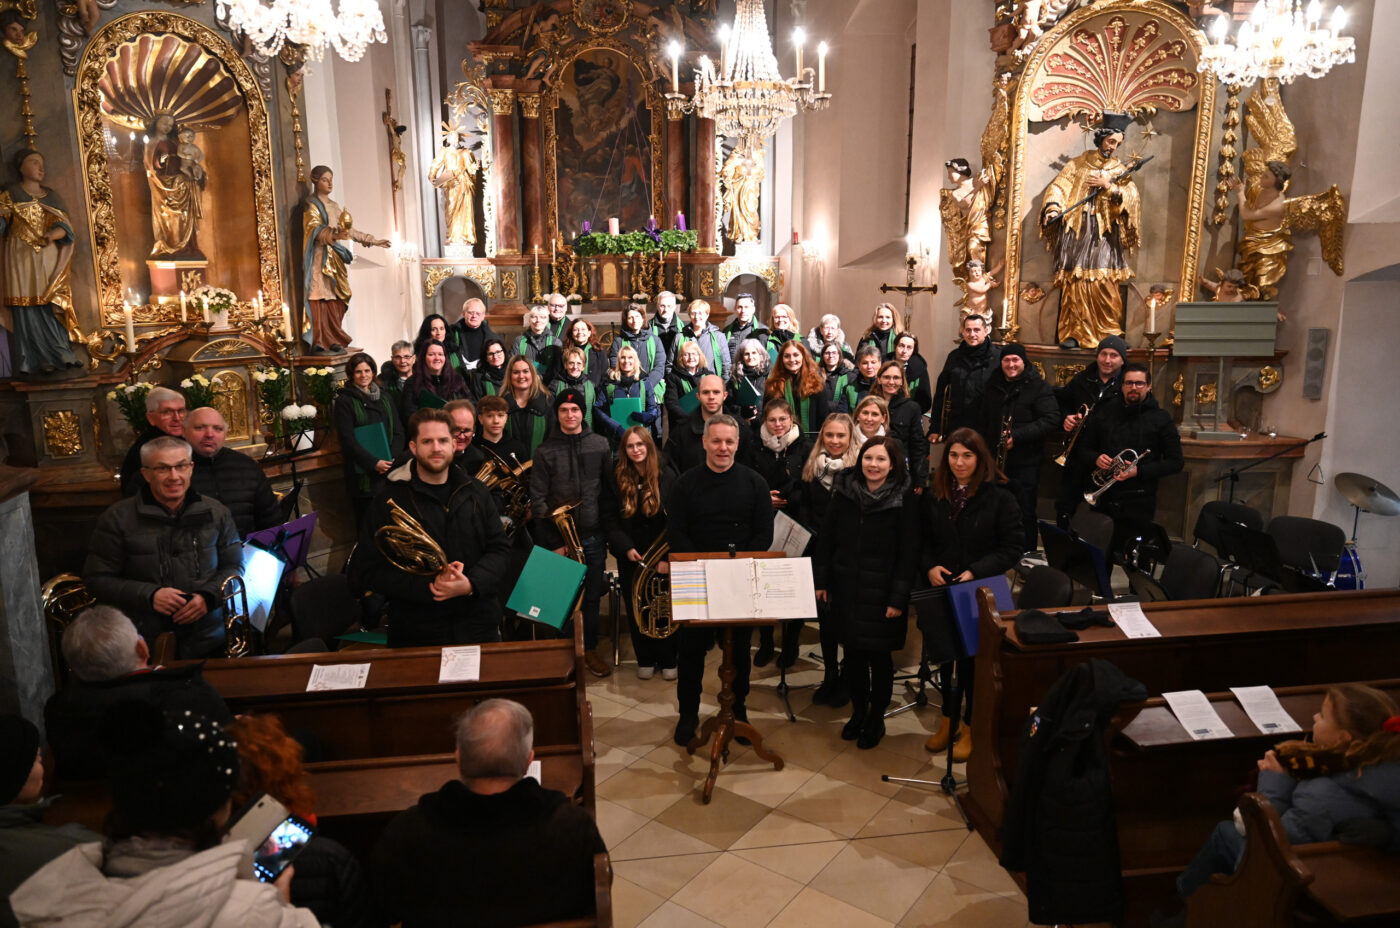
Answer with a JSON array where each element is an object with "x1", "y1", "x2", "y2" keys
[{"x1": 550, "y1": 46, "x2": 660, "y2": 239}]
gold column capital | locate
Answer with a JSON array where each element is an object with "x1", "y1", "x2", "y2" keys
[
  {"x1": 489, "y1": 88, "x2": 516, "y2": 116},
  {"x1": 518, "y1": 93, "x2": 541, "y2": 119}
]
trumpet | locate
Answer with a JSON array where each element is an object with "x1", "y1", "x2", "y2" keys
[
  {"x1": 1084, "y1": 448, "x2": 1150, "y2": 506},
  {"x1": 1054, "y1": 403, "x2": 1092, "y2": 467},
  {"x1": 375, "y1": 499, "x2": 449, "y2": 575},
  {"x1": 995, "y1": 410, "x2": 1014, "y2": 471},
  {"x1": 632, "y1": 530, "x2": 676, "y2": 639},
  {"x1": 474, "y1": 448, "x2": 533, "y2": 537}
]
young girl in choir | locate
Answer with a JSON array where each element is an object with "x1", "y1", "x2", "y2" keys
[
  {"x1": 921, "y1": 428, "x2": 1023, "y2": 761},
  {"x1": 799, "y1": 413, "x2": 861, "y2": 706},
  {"x1": 513, "y1": 305, "x2": 560, "y2": 374},
  {"x1": 603, "y1": 426, "x2": 678, "y2": 679},
  {"x1": 560, "y1": 318, "x2": 608, "y2": 386},
  {"x1": 401, "y1": 339, "x2": 469, "y2": 420},
  {"x1": 665, "y1": 339, "x2": 711, "y2": 425},
  {"x1": 548, "y1": 347, "x2": 597, "y2": 430},
  {"x1": 750, "y1": 399, "x2": 812, "y2": 669},
  {"x1": 852, "y1": 395, "x2": 889, "y2": 446},
  {"x1": 894, "y1": 333, "x2": 933, "y2": 414},
  {"x1": 594, "y1": 345, "x2": 660, "y2": 441},
  {"x1": 727, "y1": 338, "x2": 770, "y2": 427},
  {"x1": 857, "y1": 302, "x2": 904, "y2": 359},
  {"x1": 874, "y1": 360, "x2": 930, "y2": 488},
  {"x1": 814, "y1": 436, "x2": 919, "y2": 749},
  {"x1": 469, "y1": 337, "x2": 509, "y2": 401},
  {"x1": 333, "y1": 352, "x2": 405, "y2": 528},
  {"x1": 834, "y1": 345, "x2": 883, "y2": 413},
  {"x1": 503, "y1": 354, "x2": 551, "y2": 459},
  {"x1": 764, "y1": 341, "x2": 831, "y2": 438}
]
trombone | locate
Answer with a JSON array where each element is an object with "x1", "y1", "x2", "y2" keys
[
  {"x1": 1084, "y1": 448, "x2": 1150, "y2": 506},
  {"x1": 1054, "y1": 403, "x2": 1093, "y2": 467}
]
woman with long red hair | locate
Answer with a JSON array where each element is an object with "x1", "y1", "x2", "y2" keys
[{"x1": 763, "y1": 340, "x2": 830, "y2": 437}]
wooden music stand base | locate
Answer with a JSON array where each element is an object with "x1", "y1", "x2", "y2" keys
[{"x1": 686, "y1": 625, "x2": 785, "y2": 803}]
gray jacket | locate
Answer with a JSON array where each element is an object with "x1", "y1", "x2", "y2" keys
[
  {"x1": 529, "y1": 425, "x2": 610, "y2": 545},
  {"x1": 83, "y1": 489, "x2": 243, "y2": 659}
]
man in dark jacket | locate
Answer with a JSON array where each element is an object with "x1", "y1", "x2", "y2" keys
[
  {"x1": 529, "y1": 389, "x2": 612, "y2": 677},
  {"x1": 723, "y1": 292, "x2": 769, "y2": 369},
  {"x1": 652, "y1": 290, "x2": 682, "y2": 371},
  {"x1": 354, "y1": 409, "x2": 512, "y2": 646},
  {"x1": 930, "y1": 313, "x2": 1001, "y2": 441},
  {"x1": 445, "y1": 399, "x2": 485, "y2": 475},
  {"x1": 1052, "y1": 334, "x2": 1127, "y2": 526},
  {"x1": 118, "y1": 386, "x2": 186, "y2": 495},
  {"x1": 982, "y1": 344, "x2": 1060, "y2": 549},
  {"x1": 371, "y1": 699, "x2": 606, "y2": 928},
  {"x1": 185, "y1": 407, "x2": 282, "y2": 537},
  {"x1": 1076, "y1": 362, "x2": 1184, "y2": 523},
  {"x1": 85, "y1": 436, "x2": 243, "y2": 659},
  {"x1": 449, "y1": 297, "x2": 500, "y2": 369},
  {"x1": 665, "y1": 374, "x2": 754, "y2": 474}
]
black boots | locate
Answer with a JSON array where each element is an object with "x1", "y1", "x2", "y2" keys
[{"x1": 841, "y1": 702, "x2": 867, "y2": 741}]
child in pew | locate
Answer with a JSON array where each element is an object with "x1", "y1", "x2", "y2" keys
[{"x1": 1172, "y1": 684, "x2": 1400, "y2": 904}]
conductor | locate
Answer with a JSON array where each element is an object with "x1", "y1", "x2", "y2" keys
[{"x1": 668, "y1": 414, "x2": 775, "y2": 747}]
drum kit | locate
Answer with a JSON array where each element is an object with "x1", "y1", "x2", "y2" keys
[{"x1": 1331, "y1": 472, "x2": 1400, "y2": 590}]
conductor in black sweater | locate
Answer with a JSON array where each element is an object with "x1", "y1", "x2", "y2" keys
[{"x1": 668, "y1": 414, "x2": 775, "y2": 747}]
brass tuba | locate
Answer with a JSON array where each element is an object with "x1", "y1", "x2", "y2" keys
[
  {"x1": 221, "y1": 574, "x2": 253, "y2": 658},
  {"x1": 474, "y1": 448, "x2": 534, "y2": 537},
  {"x1": 1084, "y1": 448, "x2": 1150, "y2": 506},
  {"x1": 631, "y1": 530, "x2": 676, "y2": 639},
  {"x1": 374, "y1": 499, "x2": 449, "y2": 575}
]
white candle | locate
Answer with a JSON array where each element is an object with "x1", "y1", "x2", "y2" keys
[
  {"x1": 282, "y1": 301, "x2": 292, "y2": 340},
  {"x1": 668, "y1": 41, "x2": 681, "y2": 91},
  {"x1": 1148, "y1": 299, "x2": 1157, "y2": 334},
  {"x1": 609, "y1": 217, "x2": 620, "y2": 236},
  {"x1": 551, "y1": 239, "x2": 556, "y2": 262},
  {"x1": 179, "y1": 290, "x2": 187, "y2": 322},
  {"x1": 255, "y1": 290, "x2": 264, "y2": 319},
  {"x1": 533, "y1": 245, "x2": 539, "y2": 268},
  {"x1": 818, "y1": 42, "x2": 828, "y2": 92},
  {"x1": 201, "y1": 296, "x2": 210, "y2": 325},
  {"x1": 123, "y1": 302, "x2": 136, "y2": 353},
  {"x1": 793, "y1": 28, "x2": 805, "y2": 76},
  {"x1": 719, "y1": 24, "x2": 730, "y2": 77}
]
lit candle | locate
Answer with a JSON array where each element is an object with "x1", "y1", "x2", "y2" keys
[
  {"x1": 608, "y1": 217, "x2": 620, "y2": 236},
  {"x1": 668, "y1": 41, "x2": 681, "y2": 92},
  {"x1": 793, "y1": 28, "x2": 805, "y2": 76},
  {"x1": 201, "y1": 295, "x2": 210, "y2": 325},
  {"x1": 255, "y1": 290, "x2": 264, "y2": 319},
  {"x1": 123, "y1": 302, "x2": 136, "y2": 353},
  {"x1": 718, "y1": 24, "x2": 730, "y2": 77},
  {"x1": 533, "y1": 245, "x2": 539, "y2": 268},
  {"x1": 179, "y1": 290, "x2": 187, "y2": 323},
  {"x1": 818, "y1": 42, "x2": 828, "y2": 92},
  {"x1": 282, "y1": 301, "x2": 292, "y2": 340},
  {"x1": 1330, "y1": 5, "x2": 1347, "y2": 37}
]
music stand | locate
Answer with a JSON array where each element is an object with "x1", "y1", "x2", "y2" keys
[{"x1": 246, "y1": 512, "x2": 320, "y2": 580}]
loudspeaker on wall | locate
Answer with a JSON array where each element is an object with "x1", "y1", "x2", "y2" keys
[{"x1": 1302, "y1": 327, "x2": 1329, "y2": 400}]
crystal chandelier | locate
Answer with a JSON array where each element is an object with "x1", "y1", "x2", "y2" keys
[
  {"x1": 664, "y1": 0, "x2": 830, "y2": 152},
  {"x1": 216, "y1": 0, "x2": 387, "y2": 62},
  {"x1": 1197, "y1": 0, "x2": 1354, "y2": 86}
]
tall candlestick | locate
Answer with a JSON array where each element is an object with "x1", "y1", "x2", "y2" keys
[
  {"x1": 818, "y1": 42, "x2": 828, "y2": 92},
  {"x1": 179, "y1": 290, "x2": 187, "y2": 323},
  {"x1": 123, "y1": 302, "x2": 136, "y2": 354}
]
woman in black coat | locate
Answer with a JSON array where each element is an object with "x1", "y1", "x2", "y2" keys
[
  {"x1": 920, "y1": 427, "x2": 1024, "y2": 761},
  {"x1": 750, "y1": 399, "x2": 812, "y2": 669},
  {"x1": 874, "y1": 360, "x2": 931, "y2": 489},
  {"x1": 468, "y1": 337, "x2": 509, "y2": 401},
  {"x1": 402, "y1": 339, "x2": 470, "y2": 421},
  {"x1": 333, "y1": 352, "x2": 406, "y2": 528},
  {"x1": 814, "y1": 436, "x2": 919, "y2": 749},
  {"x1": 664, "y1": 339, "x2": 711, "y2": 425}
]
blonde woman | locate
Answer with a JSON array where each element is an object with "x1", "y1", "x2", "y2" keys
[
  {"x1": 503, "y1": 354, "x2": 551, "y2": 458},
  {"x1": 856, "y1": 302, "x2": 905, "y2": 359},
  {"x1": 852, "y1": 394, "x2": 889, "y2": 446},
  {"x1": 665, "y1": 339, "x2": 711, "y2": 424},
  {"x1": 595, "y1": 344, "x2": 660, "y2": 441}
]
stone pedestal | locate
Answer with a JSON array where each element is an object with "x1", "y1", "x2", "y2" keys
[{"x1": 0, "y1": 467, "x2": 52, "y2": 727}]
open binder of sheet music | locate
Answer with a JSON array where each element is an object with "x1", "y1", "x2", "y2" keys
[{"x1": 669, "y1": 557, "x2": 818, "y2": 622}]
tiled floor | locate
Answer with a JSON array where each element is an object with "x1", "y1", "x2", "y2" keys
[{"x1": 586, "y1": 631, "x2": 1033, "y2": 928}]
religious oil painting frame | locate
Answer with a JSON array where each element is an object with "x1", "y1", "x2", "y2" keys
[
  {"x1": 1000, "y1": 0, "x2": 1216, "y2": 342},
  {"x1": 73, "y1": 11, "x2": 282, "y2": 327},
  {"x1": 543, "y1": 37, "x2": 667, "y2": 248}
]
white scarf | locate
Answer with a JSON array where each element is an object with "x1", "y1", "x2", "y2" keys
[
  {"x1": 760, "y1": 423, "x2": 800, "y2": 453},
  {"x1": 814, "y1": 451, "x2": 847, "y2": 490},
  {"x1": 858, "y1": 425, "x2": 886, "y2": 446}
]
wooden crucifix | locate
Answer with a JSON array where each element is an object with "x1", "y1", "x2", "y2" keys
[
  {"x1": 879, "y1": 255, "x2": 937, "y2": 331},
  {"x1": 382, "y1": 89, "x2": 407, "y2": 214}
]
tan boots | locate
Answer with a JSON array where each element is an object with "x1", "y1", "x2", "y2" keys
[{"x1": 923, "y1": 718, "x2": 973, "y2": 762}]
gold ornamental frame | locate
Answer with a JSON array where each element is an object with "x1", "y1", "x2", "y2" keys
[
  {"x1": 1001, "y1": 0, "x2": 1215, "y2": 341},
  {"x1": 543, "y1": 37, "x2": 667, "y2": 248},
  {"x1": 74, "y1": 12, "x2": 282, "y2": 326}
]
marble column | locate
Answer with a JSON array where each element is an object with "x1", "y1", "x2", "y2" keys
[
  {"x1": 696, "y1": 116, "x2": 718, "y2": 254},
  {"x1": 666, "y1": 100, "x2": 688, "y2": 233},
  {"x1": 0, "y1": 468, "x2": 52, "y2": 728},
  {"x1": 411, "y1": 24, "x2": 441, "y2": 258},
  {"x1": 519, "y1": 93, "x2": 544, "y2": 256},
  {"x1": 490, "y1": 88, "x2": 521, "y2": 254}
]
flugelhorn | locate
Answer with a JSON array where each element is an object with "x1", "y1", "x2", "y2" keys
[
  {"x1": 1054, "y1": 403, "x2": 1092, "y2": 467},
  {"x1": 1084, "y1": 448, "x2": 1150, "y2": 505},
  {"x1": 632, "y1": 530, "x2": 676, "y2": 639},
  {"x1": 375, "y1": 499, "x2": 449, "y2": 575}
]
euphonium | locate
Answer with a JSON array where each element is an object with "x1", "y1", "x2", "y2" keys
[
  {"x1": 374, "y1": 499, "x2": 449, "y2": 575},
  {"x1": 1084, "y1": 447, "x2": 1150, "y2": 506},
  {"x1": 1053, "y1": 403, "x2": 1093, "y2": 467},
  {"x1": 474, "y1": 448, "x2": 533, "y2": 536},
  {"x1": 221, "y1": 574, "x2": 253, "y2": 658},
  {"x1": 632, "y1": 530, "x2": 677, "y2": 639}
]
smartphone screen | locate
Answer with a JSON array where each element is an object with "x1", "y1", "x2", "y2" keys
[{"x1": 252, "y1": 815, "x2": 315, "y2": 883}]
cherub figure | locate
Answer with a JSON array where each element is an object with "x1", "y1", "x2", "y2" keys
[
  {"x1": 1198, "y1": 267, "x2": 1253, "y2": 303},
  {"x1": 956, "y1": 259, "x2": 1006, "y2": 322}
]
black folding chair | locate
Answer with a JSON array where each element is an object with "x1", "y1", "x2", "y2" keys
[{"x1": 1017, "y1": 566, "x2": 1074, "y2": 610}]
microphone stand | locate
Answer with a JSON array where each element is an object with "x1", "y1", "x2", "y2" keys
[{"x1": 1215, "y1": 431, "x2": 1326, "y2": 503}]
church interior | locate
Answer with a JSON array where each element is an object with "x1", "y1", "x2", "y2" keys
[{"x1": 2, "y1": 0, "x2": 1399, "y2": 926}]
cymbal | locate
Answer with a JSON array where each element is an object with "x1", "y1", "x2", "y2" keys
[{"x1": 1334, "y1": 472, "x2": 1400, "y2": 516}]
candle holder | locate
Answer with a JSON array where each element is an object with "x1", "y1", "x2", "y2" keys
[
  {"x1": 673, "y1": 260, "x2": 684, "y2": 297},
  {"x1": 1143, "y1": 330, "x2": 1163, "y2": 384},
  {"x1": 530, "y1": 263, "x2": 544, "y2": 304}
]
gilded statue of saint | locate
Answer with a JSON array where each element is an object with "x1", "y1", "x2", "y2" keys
[
  {"x1": 145, "y1": 113, "x2": 205, "y2": 258},
  {"x1": 1039, "y1": 111, "x2": 1141, "y2": 349},
  {"x1": 301, "y1": 165, "x2": 390, "y2": 354},
  {"x1": 1229, "y1": 164, "x2": 1290, "y2": 301},
  {"x1": 429, "y1": 132, "x2": 479, "y2": 249},
  {"x1": 721, "y1": 145, "x2": 764, "y2": 244}
]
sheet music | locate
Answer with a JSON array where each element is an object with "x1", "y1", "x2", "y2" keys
[
  {"x1": 438, "y1": 645, "x2": 482, "y2": 683},
  {"x1": 1163, "y1": 690, "x2": 1234, "y2": 741},
  {"x1": 701, "y1": 557, "x2": 818, "y2": 620},
  {"x1": 1230, "y1": 685, "x2": 1304, "y2": 735},
  {"x1": 669, "y1": 560, "x2": 710, "y2": 621},
  {"x1": 525, "y1": 759, "x2": 542, "y2": 783},
  {"x1": 306, "y1": 663, "x2": 370, "y2": 692},
  {"x1": 1107, "y1": 602, "x2": 1162, "y2": 638},
  {"x1": 769, "y1": 512, "x2": 813, "y2": 559},
  {"x1": 703, "y1": 558, "x2": 762, "y2": 619}
]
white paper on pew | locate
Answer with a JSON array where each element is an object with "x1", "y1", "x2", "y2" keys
[
  {"x1": 526, "y1": 760, "x2": 542, "y2": 783},
  {"x1": 438, "y1": 645, "x2": 482, "y2": 683},
  {"x1": 1107, "y1": 602, "x2": 1161, "y2": 638},
  {"x1": 1231, "y1": 685, "x2": 1304, "y2": 735},
  {"x1": 306, "y1": 663, "x2": 370, "y2": 692},
  {"x1": 1163, "y1": 689, "x2": 1234, "y2": 740}
]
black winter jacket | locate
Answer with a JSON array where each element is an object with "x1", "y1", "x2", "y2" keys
[
  {"x1": 921, "y1": 482, "x2": 1025, "y2": 578},
  {"x1": 333, "y1": 386, "x2": 406, "y2": 501},
  {"x1": 468, "y1": 363, "x2": 506, "y2": 402},
  {"x1": 813, "y1": 472, "x2": 919, "y2": 651},
  {"x1": 602, "y1": 466, "x2": 675, "y2": 560},
  {"x1": 751, "y1": 429, "x2": 810, "y2": 510},
  {"x1": 504, "y1": 393, "x2": 552, "y2": 460},
  {"x1": 609, "y1": 325, "x2": 666, "y2": 391},
  {"x1": 1075, "y1": 392, "x2": 1184, "y2": 511},
  {"x1": 448, "y1": 317, "x2": 500, "y2": 367},
  {"x1": 885, "y1": 393, "x2": 930, "y2": 486},
  {"x1": 651, "y1": 314, "x2": 681, "y2": 370},
  {"x1": 982, "y1": 371, "x2": 1060, "y2": 469},
  {"x1": 188, "y1": 447, "x2": 281, "y2": 537},
  {"x1": 932, "y1": 339, "x2": 1001, "y2": 435},
  {"x1": 289, "y1": 834, "x2": 379, "y2": 928},
  {"x1": 902, "y1": 352, "x2": 934, "y2": 414},
  {"x1": 529, "y1": 424, "x2": 611, "y2": 542},
  {"x1": 999, "y1": 659, "x2": 1147, "y2": 926},
  {"x1": 118, "y1": 425, "x2": 171, "y2": 496},
  {"x1": 663, "y1": 365, "x2": 710, "y2": 424},
  {"x1": 1055, "y1": 363, "x2": 1122, "y2": 416}
]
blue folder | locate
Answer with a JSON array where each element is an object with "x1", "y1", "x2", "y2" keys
[{"x1": 946, "y1": 574, "x2": 1015, "y2": 657}]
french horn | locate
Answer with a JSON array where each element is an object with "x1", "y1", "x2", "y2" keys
[{"x1": 374, "y1": 499, "x2": 449, "y2": 575}]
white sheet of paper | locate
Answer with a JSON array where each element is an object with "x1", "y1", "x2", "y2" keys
[
  {"x1": 703, "y1": 558, "x2": 760, "y2": 619},
  {"x1": 1230, "y1": 685, "x2": 1304, "y2": 736},
  {"x1": 306, "y1": 663, "x2": 370, "y2": 692},
  {"x1": 769, "y1": 512, "x2": 813, "y2": 559},
  {"x1": 526, "y1": 759, "x2": 542, "y2": 783},
  {"x1": 1163, "y1": 689, "x2": 1235, "y2": 741},
  {"x1": 751, "y1": 558, "x2": 818, "y2": 619},
  {"x1": 669, "y1": 560, "x2": 710, "y2": 622},
  {"x1": 438, "y1": 645, "x2": 482, "y2": 683},
  {"x1": 1107, "y1": 602, "x2": 1162, "y2": 638}
]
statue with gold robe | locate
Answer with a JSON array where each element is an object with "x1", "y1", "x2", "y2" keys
[
  {"x1": 1039, "y1": 112, "x2": 1141, "y2": 349},
  {"x1": 720, "y1": 145, "x2": 764, "y2": 244},
  {"x1": 145, "y1": 113, "x2": 205, "y2": 258},
  {"x1": 301, "y1": 165, "x2": 390, "y2": 354},
  {"x1": 429, "y1": 135, "x2": 479, "y2": 250}
]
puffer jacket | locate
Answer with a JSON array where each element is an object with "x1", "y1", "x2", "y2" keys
[
  {"x1": 0, "y1": 803, "x2": 97, "y2": 928},
  {"x1": 813, "y1": 470, "x2": 919, "y2": 651},
  {"x1": 1258, "y1": 759, "x2": 1400, "y2": 852},
  {"x1": 83, "y1": 489, "x2": 242, "y2": 659},
  {"x1": 609, "y1": 325, "x2": 665, "y2": 391},
  {"x1": 512, "y1": 329, "x2": 560, "y2": 374},
  {"x1": 677, "y1": 322, "x2": 730, "y2": 380},
  {"x1": 751, "y1": 426, "x2": 810, "y2": 508},
  {"x1": 593, "y1": 376, "x2": 661, "y2": 441},
  {"x1": 663, "y1": 365, "x2": 709, "y2": 424},
  {"x1": 528, "y1": 423, "x2": 610, "y2": 543},
  {"x1": 10, "y1": 839, "x2": 319, "y2": 928},
  {"x1": 932, "y1": 339, "x2": 1001, "y2": 435},
  {"x1": 188, "y1": 448, "x2": 281, "y2": 537}
]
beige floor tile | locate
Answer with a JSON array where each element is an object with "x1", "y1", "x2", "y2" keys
[
  {"x1": 598, "y1": 756, "x2": 703, "y2": 818},
  {"x1": 775, "y1": 771, "x2": 891, "y2": 838},
  {"x1": 596, "y1": 706, "x2": 686, "y2": 756},
  {"x1": 670, "y1": 852, "x2": 804, "y2": 928},
  {"x1": 940, "y1": 831, "x2": 1022, "y2": 896},
  {"x1": 588, "y1": 693, "x2": 633, "y2": 720},
  {"x1": 754, "y1": 719, "x2": 849, "y2": 773},
  {"x1": 857, "y1": 831, "x2": 967, "y2": 871},
  {"x1": 732, "y1": 839, "x2": 845, "y2": 884},
  {"x1": 879, "y1": 728, "x2": 946, "y2": 761},
  {"x1": 820, "y1": 742, "x2": 929, "y2": 798},
  {"x1": 612, "y1": 851, "x2": 721, "y2": 900},
  {"x1": 809, "y1": 839, "x2": 938, "y2": 923},
  {"x1": 731, "y1": 809, "x2": 845, "y2": 850},
  {"x1": 595, "y1": 740, "x2": 642, "y2": 786},
  {"x1": 589, "y1": 678, "x2": 643, "y2": 708},
  {"x1": 705, "y1": 756, "x2": 817, "y2": 809},
  {"x1": 596, "y1": 797, "x2": 652, "y2": 848},
  {"x1": 897, "y1": 874, "x2": 1029, "y2": 928},
  {"x1": 610, "y1": 875, "x2": 667, "y2": 928},
  {"x1": 768, "y1": 886, "x2": 897, "y2": 928},
  {"x1": 652, "y1": 786, "x2": 772, "y2": 850},
  {"x1": 610, "y1": 819, "x2": 724, "y2": 860},
  {"x1": 635, "y1": 900, "x2": 726, "y2": 928},
  {"x1": 856, "y1": 790, "x2": 970, "y2": 837}
]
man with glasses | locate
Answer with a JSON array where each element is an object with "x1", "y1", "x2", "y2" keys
[
  {"x1": 85, "y1": 436, "x2": 243, "y2": 658},
  {"x1": 1075, "y1": 362, "x2": 1182, "y2": 522},
  {"x1": 544, "y1": 292, "x2": 570, "y2": 342},
  {"x1": 450, "y1": 297, "x2": 500, "y2": 369},
  {"x1": 381, "y1": 339, "x2": 415, "y2": 411},
  {"x1": 444, "y1": 398, "x2": 484, "y2": 474},
  {"x1": 118, "y1": 386, "x2": 187, "y2": 495}
]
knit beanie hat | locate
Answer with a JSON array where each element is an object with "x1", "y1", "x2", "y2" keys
[
  {"x1": 1014, "y1": 609, "x2": 1079, "y2": 645},
  {"x1": 1097, "y1": 335, "x2": 1129, "y2": 361},
  {"x1": 554, "y1": 388, "x2": 587, "y2": 416},
  {"x1": 1001, "y1": 343, "x2": 1030, "y2": 363},
  {"x1": 0, "y1": 715, "x2": 39, "y2": 804}
]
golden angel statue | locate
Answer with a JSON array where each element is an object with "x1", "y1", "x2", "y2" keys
[
  {"x1": 1039, "y1": 111, "x2": 1142, "y2": 349},
  {"x1": 720, "y1": 145, "x2": 764, "y2": 244},
  {"x1": 1232, "y1": 79, "x2": 1347, "y2": 301},
  {"x1": 430, "y1": 127, "x2": 480, "y2": 250},
  {"x1": 939, "y1": 158, "x2": 993, "y2": 276}
]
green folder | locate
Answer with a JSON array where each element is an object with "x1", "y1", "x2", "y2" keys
[
  {"x1": 735, "y1": 377, "x2": 762, "y2": 407},
  {"x1": 609, "y1": 396, "x2": 644, "y2": 424},
  {"x1": 336, "y1": 629, "x2": 387, "y2": 645},
  {"x1": 506, "y1": 546, "x2": 587, "y2": 630},
  {"x1": 353, "y1": 422, "x2": 391, "y2": 471},
  {"x1": 676, "y1": 389, "x2": 700, "y2": 415},
  {"x1": 417, "y1": 389, "x2": 447, "y2": 409}
]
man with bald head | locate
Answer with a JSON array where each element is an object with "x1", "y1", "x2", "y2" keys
[
  {"x1": 185, "y1": 406, "x2": 281, "y2": 536},
  {"x1": 371, "y1": 699, "x2": 607, "y2": 926},
  {"x1": 664, "y1": 373, "x2": 753, "y2": 473},
  {"x1": 449, "y1": 296, "x2": 500, "y2": 370}
]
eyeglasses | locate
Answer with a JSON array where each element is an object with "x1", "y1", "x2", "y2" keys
[
  {"x1": 144, "y1": 462, "x2": 193, "y2": 476},
  {"x1": 156, "y1": 408, "x2": 187, "y2": 417},
  {"x1": 451, "y1": 428, "x2": 475, "y2": 437},
  {"x1": 1124, "y1": 380, "x2": 1150, "y2": 389}
]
